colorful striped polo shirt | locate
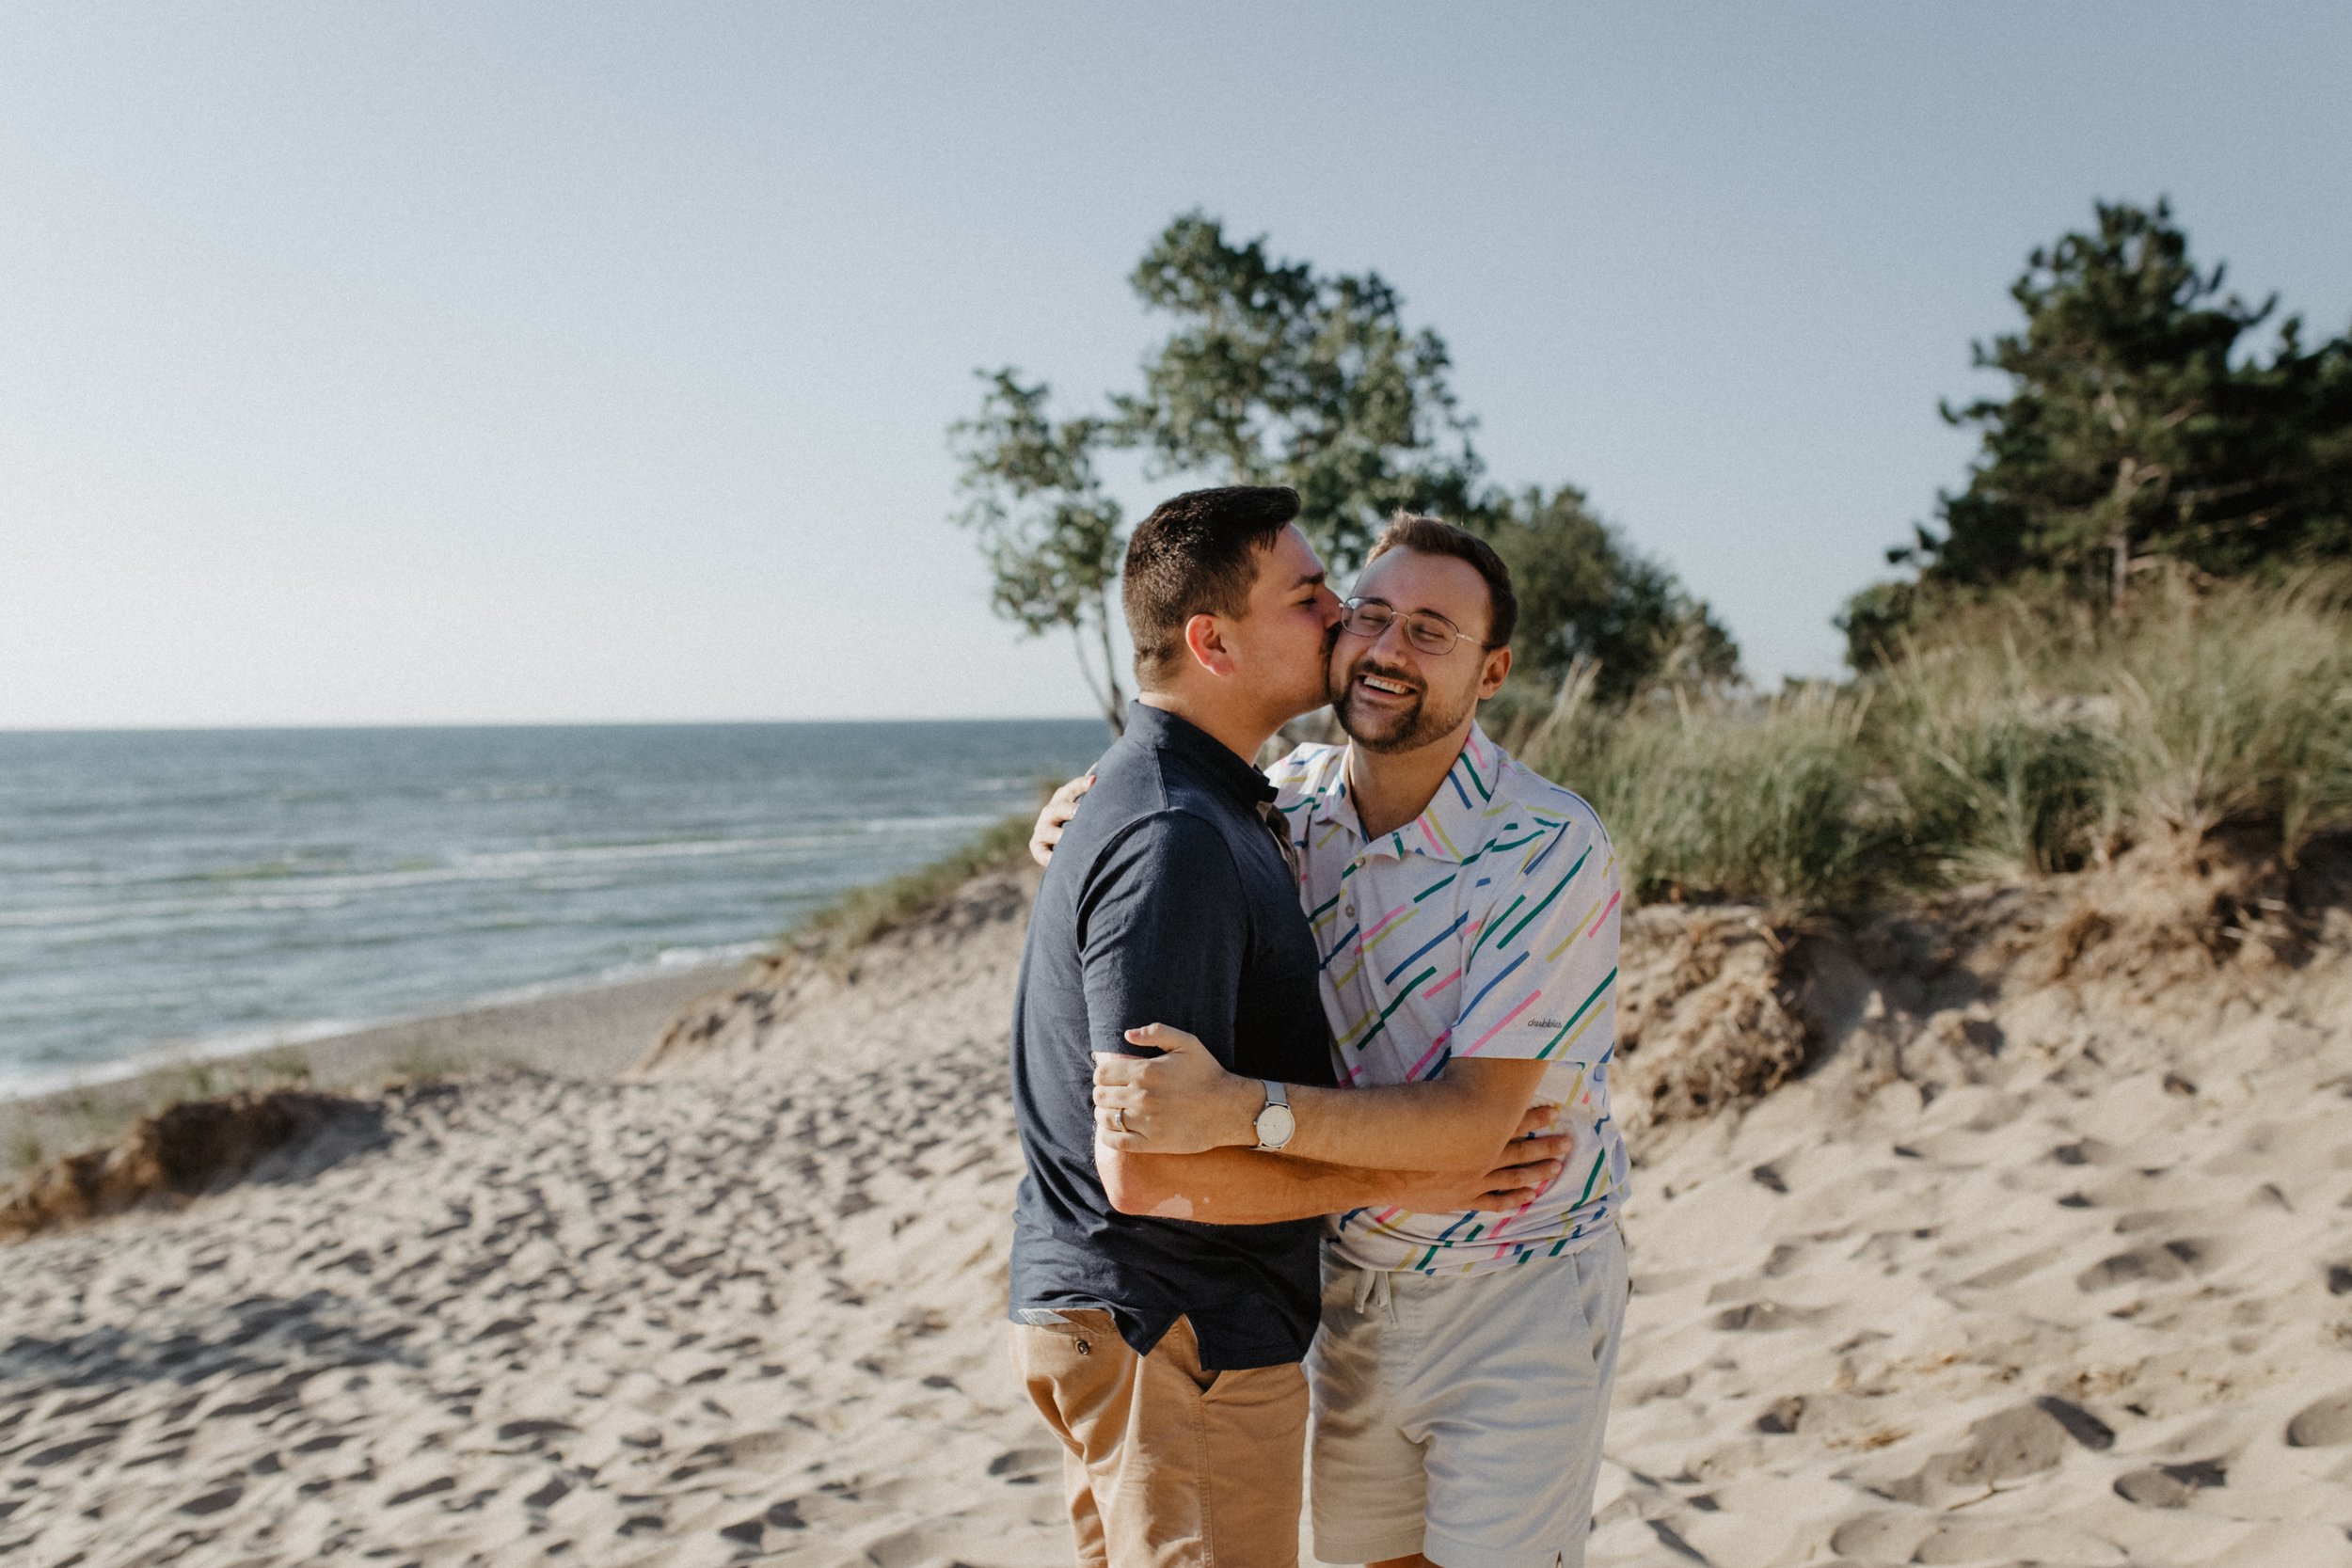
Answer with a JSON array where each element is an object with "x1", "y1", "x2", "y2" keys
[{"x1": 1266, "y1": 722, "x2": 1627, "y2": 1275}]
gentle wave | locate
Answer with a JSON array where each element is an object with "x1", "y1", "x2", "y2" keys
[{"x1": 0, "y1": 821, "x2": 1006, "y2": 929}]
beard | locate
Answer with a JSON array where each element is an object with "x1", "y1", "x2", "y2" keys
[{"x1": 1330, "y1": 652, "x2": 1478, "y2": 754}]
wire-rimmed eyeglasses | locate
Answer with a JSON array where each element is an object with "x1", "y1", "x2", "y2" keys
[{"x1": 1338, "y1": 596, "x2": 1495, "y2": 657}]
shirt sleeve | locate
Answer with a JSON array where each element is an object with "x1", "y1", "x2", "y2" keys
[
  {"x1": 1075, "y1": 811, "x2": 1248, "y2": 1069},
  {"x1": 1452, "y1": 813, "x2": 1621, "y2": 1066}
]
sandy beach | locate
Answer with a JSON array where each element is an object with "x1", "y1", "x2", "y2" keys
[{"x1": 4, "y1": 841, "x2": 2350, "y2": 1566}]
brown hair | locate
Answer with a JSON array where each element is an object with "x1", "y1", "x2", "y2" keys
[
  {"x1": 1122, "y1": 485, "x2": 1302, "y2": 687},
  {"x1": 1365, "y1": 513, "x2": 1518, "y2": 648}
]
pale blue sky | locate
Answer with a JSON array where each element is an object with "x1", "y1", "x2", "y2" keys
[{"x1": 4, "y1": 3, "x2": 2346, "y2": 726}]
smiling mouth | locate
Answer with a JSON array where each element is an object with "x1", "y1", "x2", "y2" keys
[{"x1": 1353, "y1": 672, "x2": 1420, "y2": 700}]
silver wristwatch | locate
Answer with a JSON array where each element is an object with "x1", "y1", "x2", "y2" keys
[{"x1": 1252, "y1": 1080, "x2": 1295, "y2": 1151}]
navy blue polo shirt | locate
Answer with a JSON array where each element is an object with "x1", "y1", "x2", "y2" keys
[{"x1": 1008, "y1": 701, "x2": 1336, "y2": 1370}]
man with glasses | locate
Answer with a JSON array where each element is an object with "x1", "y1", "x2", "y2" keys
[{"x1": 1037, "y1": 514, "x2": 1629, "y2": 1568}]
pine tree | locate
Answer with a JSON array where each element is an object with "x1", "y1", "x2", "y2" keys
[{"x1": 1844, "y1": 200, "x2": 2352, "y2": 667}]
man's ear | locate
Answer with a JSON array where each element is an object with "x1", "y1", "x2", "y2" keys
[
  {"x1": 1476, "y1": 642, "x2": 1512, "y2": 700},
  {"x1": 1182, "y1": 612, "x2": 1238, "y2": 678}
]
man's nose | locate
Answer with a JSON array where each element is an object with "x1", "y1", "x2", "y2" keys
[
  {"x1": 1368, "y1": 617, "x2": 1418, "y2": 659},
  {"x1": 1315, "y1": 585, "x2": 1343, "y2": 626}
]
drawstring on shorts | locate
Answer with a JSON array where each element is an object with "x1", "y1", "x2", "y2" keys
[{"x1": 1347, "y1": 1264, "x2": 1398, "y2": 1323}]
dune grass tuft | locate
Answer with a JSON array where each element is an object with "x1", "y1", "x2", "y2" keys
[{"x1": 1534, "y1": 675, "x2": 1894, "y2": 907}]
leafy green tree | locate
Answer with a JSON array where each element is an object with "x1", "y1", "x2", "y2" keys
[
  {"x1": 954, "y1": 214, "x2": 1741, "y2": 711},
  {"x1": 1834, "y1": 578, "x2": 1927, "y2": 673},
  {"x1": 1114, "y1": 212, "x2": 1485, "y2": 571},
  {"x1": 1489, "y1": 485, "x2": 1739, "y2": 703},
  {"x1": 950, "y1": 371, "x2": 1128, "y2": 735},
  {"x1": 1844, "y1": 199, "x2": 2352, "y2": 667}
]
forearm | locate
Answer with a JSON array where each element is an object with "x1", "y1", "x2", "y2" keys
[
  {"x1": 1279, "y1": 1080, "x2": 1525, "y2": 1170},
  {"x1": 1099, "y1": 1146, "x2": 1402, "y2": 1225},
  {"x1": 1098, "y1": 1033, "x2": 1549, "y2": 1170}
]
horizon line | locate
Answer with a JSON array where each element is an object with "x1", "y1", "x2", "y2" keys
[{"x1": 0, "y1": 713, "x2": 1120, "y2": 736}]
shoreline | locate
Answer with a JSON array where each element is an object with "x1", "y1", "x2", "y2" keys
[{"x1": 0, "y1": 958, "x2": 751, "y2": 1173}]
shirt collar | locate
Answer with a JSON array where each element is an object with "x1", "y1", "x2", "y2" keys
[
  {"x1": 1304, "y1": 721, "x2": 1501, "y2": 864},
  {"x1": 1122, "y1": 701, "x2": 1277, "y2": 807}
]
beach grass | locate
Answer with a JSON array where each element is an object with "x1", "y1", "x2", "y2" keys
[
  {"x1": 781, "y1": 813, "x2": 1038, "y2": 960},
  {"x1": 1512, "y1": 572, "x2": 2352, "y2": 907},
  {"x1": 386, "y1": 1043, "x2": 470, "y2": 1083}
]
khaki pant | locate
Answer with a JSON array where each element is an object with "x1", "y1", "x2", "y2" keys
[{"x1": 1012, "y1": 1310, "x2": 1307, "y2": 1568}]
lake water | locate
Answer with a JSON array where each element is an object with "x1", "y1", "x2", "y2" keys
[{"x1": 0, "y1": 721, "x2": 1108, "y2": 1095}]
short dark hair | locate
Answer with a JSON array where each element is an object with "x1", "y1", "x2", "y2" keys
[
  {"x1": 1122, "y1": 485, "x2": 1302, "y2": 687},
  {"x1": 1365, "y1": 513, "x2": 1518, "y2": 648}
]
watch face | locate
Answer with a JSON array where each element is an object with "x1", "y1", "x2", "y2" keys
[{"x1": 1257, "y1": 1102, "x2": 1296, "y2": 1148}]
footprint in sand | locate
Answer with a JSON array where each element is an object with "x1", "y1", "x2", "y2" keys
[
  {"x1": 716, "y1": 1497, "x2": 809, "y2": 1551},
  {"x1": 1710, "y1": 1300, "x2": 1815, "y2": 1332},
  {"x1": 1829, "y1": 1513, "x2": 1931, "y2": 1560},
  {"x1": 1886, "y1": 1401, "x2": 2102, "y2": 1506},
  {"x1": 986, "y1": 1444, "x2": 1059, "y2": 1482},
  {"x1": 386, "y1": 1475, "x2": 454, "y2": 1506},
  {"x1": 2114, "y1": 1458, "x2": 2226, "y2": 1508},
  {"x1": 2286, "y1": 1389, "x2": 2352, "y2": 1448},
  {"x1": 2030, "y1": 1396, "x2": 2114, "y2": 1450},
  {"x1": 2074, "y1": 1239, "x2": 2214, "y2": 1291}
]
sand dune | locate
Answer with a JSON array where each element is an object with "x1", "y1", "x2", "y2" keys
[
  {"x1": 4, "y1": 842, "x2": 2349, "y2": 1566},
  {"x1": 1594, "y1": 836, "x2": 2352, "y2": 1565}
]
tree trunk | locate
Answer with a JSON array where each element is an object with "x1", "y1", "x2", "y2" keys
[
  {"x1": 1077, "y1": 594, "x2": 1124, "y2": 738},
  {"x1": 1097, "y1": 590, "x2": 1126, "y2": 737},
  {"x1": 2107, "y1": 456, "x2": 2139, "y2": 613},
  {"x1": 1067, "y1": 623, "x2": 1120, "y2": 739}
]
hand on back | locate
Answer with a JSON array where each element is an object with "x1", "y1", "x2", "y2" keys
[{"x1": 1029, "y1": 773, "x2": 1094, "y2": 867}]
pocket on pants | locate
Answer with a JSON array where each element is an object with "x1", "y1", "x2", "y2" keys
[
  {"x1": 1318, "y1": 1266, "x2": 1359, "y2": 1323},
  {"x1": 1199, "y1": 1359, "x2": 1304, "y2": 1413},
  {"x1": 1162, "y1": 1315, "x2": 1218, "y2": 1395},
  {"x1": 1012, "y1": 1308, "x2": 1120, "y2": 1381}
]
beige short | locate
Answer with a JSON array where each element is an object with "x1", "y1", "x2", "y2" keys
[
  {"x1": 1012, "y1": 1309, "x2": 1308, "y2": 1568},
  {"x1": 1310, "y1": 1229, "x2": 1628, "y2": 1568}
]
